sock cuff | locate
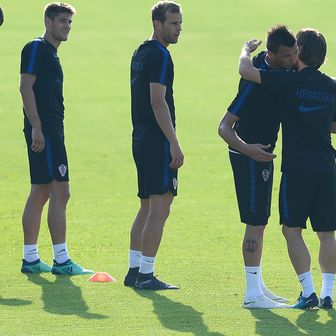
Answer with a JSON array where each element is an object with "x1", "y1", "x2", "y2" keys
[{"x1": 298, "y1": 271, "x2": 312, "y2": 280}]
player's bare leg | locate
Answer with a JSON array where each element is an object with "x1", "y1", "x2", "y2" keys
[
  {"x1": 317, "y1": 231, "x2": 336, "y2": 308},
  {"x1": 135, "y1": 192, "x2": 178, "y2": 290},
  {"x1": 22, "y1": 184, "x2": 50, "y2": 245},
  {"x1": 130, "y1": 199, "x2": 150, "y2": 251},
  {"x1": 21, "y1": 184, "x2": 52, "y2": 273},
  {"x1": 282, "y1": 224, "x2": 318, "y2": 308},
  {"x1": 48, "y1": 180, "x2": 93, "y2": 275},
  {"x1": 48, "y1": 180, "x2": 70, "y2": 244},
  {"x1": 242, "y1": 224, "x2": 288, "y2": 307},
  {"x1": 142, "y1": 192, "x2": 173, "y2": 257},
  {"x1": 124, "y1": 199, "x2": 149, "y2": 286},
  {"x1": 282, "y1": 225, "x2": 310, "y2": 275}
]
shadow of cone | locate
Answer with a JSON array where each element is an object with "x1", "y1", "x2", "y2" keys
[{"x1": 88, "y1": 272, "x2": 116, "y2": 283}]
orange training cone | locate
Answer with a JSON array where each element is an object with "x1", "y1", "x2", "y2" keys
[{"x1": 88, "y1": 272, "x2": 116, "y2": 283}]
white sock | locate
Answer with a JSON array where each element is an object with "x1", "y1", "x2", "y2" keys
[
  {"x1": 139, "y1": 255, "x2": 155, "y2": 274},
  {"x1": 129, "y1": 249, "x2": 142, "y2": 268},
  {"x1": 244, "y1": 266, "x2": 263, "y2": 300},
  {"x1": 259, "y1": 266, "x2": 267, "y2": 292},
  {"x1": 320, "y1": 273, "x2": 335, "y2": 299},
  {"x1": 53, "y1": 243, "x2": 70, "y2": 264},
  {"x1": 298, "y1": 271, "x2": 315, "y2": 298},
  {"x1": 24, "y1": 244, "x2": 39, "y2": 262}
]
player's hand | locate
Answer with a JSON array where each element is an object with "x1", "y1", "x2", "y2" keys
[
  {"x1": 243, "y1": 39, "x2": 262, "y2": 53},
  {"x1": 243, "y1": 143, "x2": 276, "y2": 162},
  {"x1": 31, "y1": 127, "x2": 45, "y2": 153},
  {"x1": 169, "y1": 141, "x2": 184, "y2": 169}
]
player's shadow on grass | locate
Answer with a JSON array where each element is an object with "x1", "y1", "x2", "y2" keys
[
  {"x1": 135, "y1": 290, "x2": 224, "y2": 336},
  {"x1": 250, "y1": 308, "x2": 335, "y2": 336},
  {"x1": 0, "y1": 297, "x2": 32, "y2": 306},
  {"x1": 25, "y1": 274, "x2": 108, "y2": 320},
  {"x1": 297, "y1": 307, "x2": 336, "y2": 335}
]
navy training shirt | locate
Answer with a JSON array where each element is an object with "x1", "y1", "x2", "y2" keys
[
  {"x1": 260, "y1": 67, "x2": 336, "y2": 174},
  {"x1": 20, "y1": 37, "x2": 64, "y2": 135},
  {"x1": 131, "y1": 40, "x2": 175, "y2": 147},
  {"x1": 227, "y1": 51, "x2": 280, "y2": 152}
]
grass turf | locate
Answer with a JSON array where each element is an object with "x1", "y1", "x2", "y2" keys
[{"x1": 1, "y1": 0, "x2": 336, "y2": 335}]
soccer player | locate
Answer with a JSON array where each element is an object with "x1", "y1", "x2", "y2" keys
[
  {"x1": 0, "y1": 6, "x2": 4, "y2": 26},
  {"x1": 124, "y1": 1, "x2": 184, "y2": 290},
  {"x1": 19, "y1": 3, "x2": 93, "y2": 275},
  {"x1": 239, "y1": 29, "x2": 336, "y2": 309},
  {"x1": 218, "y1": 26, "x2": 297, "y2": 308}
]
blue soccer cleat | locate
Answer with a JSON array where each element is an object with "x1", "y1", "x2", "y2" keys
[
  {"x1": 291, "y1": 292, "x2": 319, "y2": 309},
  {"x1": 319, "y1": 296, "x2": 333, "y2": 309},
  {"x1": 135, "y1": 274, "x2": 179, "y2": 290},
  {"x1": 51, "y1": 259, "x2": 94, "y2": 275},
  {"x1": 124, "y1": 267, "x2": 139, "y2": 287},
  {"x1": 21, "y1": 259, "x2": 52, "y2": 273}
]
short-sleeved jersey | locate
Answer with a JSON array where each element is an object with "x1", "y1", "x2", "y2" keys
[
  {"x1": 260, "y1": 67, "x2": 336, "y2": 174},
  {"x1": 131, "y1": 40, "x2": 175, "y2": 147},
  {"x1": 20, "y1": 37, "x2": 64, "y2": 135},
  {"x1": 227, "y1": 51, "x2": 280, "y2": 151}
]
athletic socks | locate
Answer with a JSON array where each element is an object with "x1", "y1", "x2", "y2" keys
[
  {"x1": 139, "y1": 255, "x2": 155, "y2": 275},
  {"x1": 53, "y1": 242, "x2": 70, "y2": 264},
  {"x1": 244, "y1": 266, "x2": 263, "y2": 299},
  {"x1": 23, "y1": 244, "x2": 39, "y2": 262},
  {"x1": 298, "y1": 271, "x2": 315, "y2": 298},
  {"x1": 320, "y1": 273, "x2": 335, "y2": 299},
  {"x1": 129, "y1": 249, "x2": 142, "y2": 268}
]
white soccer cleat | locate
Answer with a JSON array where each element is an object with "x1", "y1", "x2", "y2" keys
[
  {"x1": 263, "y1": 288, "x2": 289, "y2": 303},
  {"x1": 242, "y1": 294, "x2": 289, "y2": 309}
]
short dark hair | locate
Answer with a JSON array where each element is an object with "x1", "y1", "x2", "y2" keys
[
  {"x1": 151, "y1": 1, "x2": 181, "y2": 23},
  {"x1": 297, "y1": 28, "x2": 326, "y2": 69},
  {"x1": 44, "y1": 2, "x2": 76, "y2": 20},
  {"x1": 0, "y1": 6, "x2": 4, "y2": 26},
  {"x1": 266, "y1": 25, "x2": 296, "y2": 53}
]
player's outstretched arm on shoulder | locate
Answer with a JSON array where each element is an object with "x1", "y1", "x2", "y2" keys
[{"x1": 239, "y1": 39, "x2": 262, "y2": 84}]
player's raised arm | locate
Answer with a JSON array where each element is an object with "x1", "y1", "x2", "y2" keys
[
  {"x1": 239, "y1": 39, "x2": 262, "y2": 83},
  {"x1": 150, "y1": 82, "x2": 184, "y2": 169},
  {"x1": 218, "y1": 111, "x2": 276, "y2": 161}
]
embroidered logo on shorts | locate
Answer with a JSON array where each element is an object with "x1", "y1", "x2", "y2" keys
[
  {"x1": 58, "y1": 164, "x2": 67, "y2": 177},
  {"x1": 262, "y1": 169, "x2": 270, "y2": 182},
  {"x1": 173, "y1": 177, "x2": 178, "y2": 190}
]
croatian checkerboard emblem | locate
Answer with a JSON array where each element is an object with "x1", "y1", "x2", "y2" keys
[
  {"x1": 173, "y1": 177, "x2": 178, "y2": 190},
  {"x1": 262, "y1": 169, "x2": 270, "y2": 182},
  {"x1": 58, "y1": 164, "x2": 67, "y2": 177}
]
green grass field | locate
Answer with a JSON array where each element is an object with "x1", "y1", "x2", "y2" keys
[{"x1": 1, "y1": 0, "x2": 336, "y2": 335}]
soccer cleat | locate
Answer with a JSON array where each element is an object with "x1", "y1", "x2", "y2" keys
[
  {"x1": 263, "y1": 288, "x2": 289, "y2": 303},
  {"x1": 51, "y1": 259, "x2": 94, "y2": 275},
  {"x1": 290, "y1": 292, "x2": 319, "y2": 309},
  {"x1": 21, "y1": 259, "x2": 52, "y2": 273},
  {"x1": 124, "y1": 267, "x2": 139, "y2": 287},
  {"x1": 135, "y1": 275, "x2": 179, "y2": 290},
  {"x1": 242, "y1": 294, "x2": 289, "y2": 309},
  {"x1": 319, "y1": 296, "x2": 333, "y2": 309}
]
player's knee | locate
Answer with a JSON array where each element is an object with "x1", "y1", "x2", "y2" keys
[
  {"x1": 282, "y1": 225, "x2": 301, "y2": 241},
  {"x1": 317, "y1": 231, "x2": 335, "y2": 244},
  {"x1": 30, "y1": 188, "x2": 50, "y2": 205},
  {"x1": 245, "y1": 224, "x2": 265, "y2": 239},
  {"x1": 51, "y1": 188, "x2": 70, "y2": 205},
  {"x1": 149, "y1": 206, "x2": 170, "y2": 219}
]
